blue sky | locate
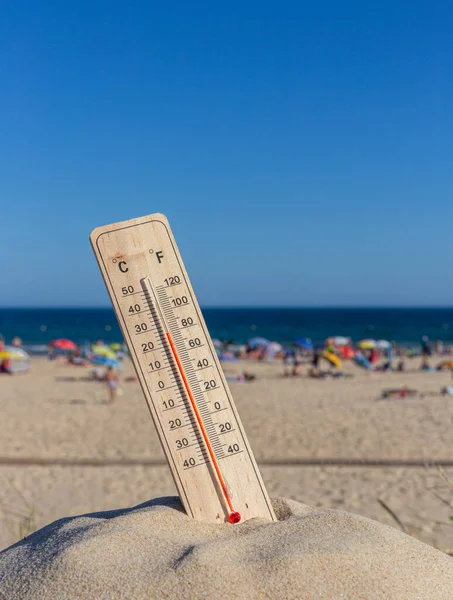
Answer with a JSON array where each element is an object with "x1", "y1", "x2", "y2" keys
[{"x1": 1, "y1": 0, "x2": 452, "y2": 307}]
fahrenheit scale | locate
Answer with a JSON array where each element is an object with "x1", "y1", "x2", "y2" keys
[{"x1": 90, "y1": 214, "x2": 276, "y2": 524}]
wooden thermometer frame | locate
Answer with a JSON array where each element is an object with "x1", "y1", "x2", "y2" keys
[{"x1": 90, "y1": 213, "x2": 276, "y2": 524}]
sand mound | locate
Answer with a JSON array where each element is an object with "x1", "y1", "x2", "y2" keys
[{"x1": 1, "y1": 497, "x2": 452, "y2": 599}]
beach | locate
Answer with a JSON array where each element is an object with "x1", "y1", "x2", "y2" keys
[{"x1": 1, "y1": 355, "x2": 453, "y2": 553}]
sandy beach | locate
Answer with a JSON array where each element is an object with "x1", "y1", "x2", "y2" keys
[{"x1": 1, "y1": 356, "x2": 453, "y2": 553}]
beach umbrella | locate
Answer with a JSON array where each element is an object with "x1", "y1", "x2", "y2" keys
[
  {"x1": 247, "y1": 337, "x2": 269, "y2": 348},
  {"x1": 0, "y1": 346, "x2": 30, "y2": 360},
  {"x1": 340, "y1": 346, "x2": 355, "y2": 360},
  {"x1": 90, "y1": 355, "x2": 121, "y2": 369},
  {"x1": 6, "y1": 346, "x2": 29, "y2": 360},
  {"x1": 0, "y1": 346, "x2": 31, "y2": 374},
  {"x1": 109, "y1": 343, "x2": 124, "y2": 351},
  {"x1": 50, "y1": 339, "x2": 76, "y2": 351},
  {"x1": 333, "y1": 336, "x2": 349, "y2": 346},
  {"x1": 267, "y1": 342, "x2": 283, "y2": 353},
  {"x1": 357, "y1": 339, "x2": 376, "y2": 350},
  {"x1": 295, "y1": 338, "x2": 313, "y2": 351},
  {"x1": 264, "y1": 342, "x2": 283, "y2": 360},
  {"x1": 376, "y1": 340, "x2": 391, "y2": 350},
  {"x1": 92, "y1": 345, "x2": 117, "y2": 359}
]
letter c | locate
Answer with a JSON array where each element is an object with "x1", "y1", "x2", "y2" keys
[{"x1": 119, "y1": 261, "x2": 128, "y2": 273}]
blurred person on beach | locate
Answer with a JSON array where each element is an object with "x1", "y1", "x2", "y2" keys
[
  {"x1": 420, "y1": 355, "x2": 433, "y2": 372},
  {"x1": 377, "y1": 344, "x2": 393, "y2": 372},
  {"x1": 308, "y1": 366, "x2": 320, "y2": 378},
  {"x1": 47, "y1": 344, "x2": 56, "y2": 361},
  {"x1": 439, "y1": 360, "x2": 453, "y2": 395},
  {"x1": 395, "y1": 343, "x2": 404, "y2": 357},
  {"x1": 421, "y1": 336, "x2": 432, "y2": 357},
  {"x1": 283, "y1": 350, "x2": 301, "y2": 377},
  {"x1": 236, "y1": 371, "x2": 256, "y2": 382},
  {"x1": 442, "y1": 369, "x2": 453, "y2": 395},
  {"x1": 386, "y1": 343, "x2": 393, "y2": 367},
  {"x1": 435, "y1": 340, "x2": 444, "y2": 356},
  {"x1": 11, "y1": 336, "x2": 22, "y2": 348},
  {"x1": 369, "y1": 347, "x2": 378, "y2": 366},
  {"x1": 283, "y1": 351, "x2": 293, "y2": 376},
  {"x1": 291, "y1": 350, "x2": 302, "y2": 376},
  {"x1": 325, "y1": 339, "x2": 335, "y2": 354},
  {"x1": 90, "y1": 367, "x2": 105, "y2": 381},
  {"x1": 68, "y1": 346, "x2": 86, "y2": 366},
  {"x1": 106, "y1": 367, "x2": 119, "y2": 403},
  {"x1": 397, "y1": 358, "x2": 405, "y2": 372},
  {"x1": 0, "y1": 334, "x2": 7, "y2": 373},
  {"x1": 312, "y1": 346, "x2": 322, "y2": 375}
]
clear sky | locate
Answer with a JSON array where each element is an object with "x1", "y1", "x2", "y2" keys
[{"x1": 1, "y1": 1, "x2": 452, "y2": 307}]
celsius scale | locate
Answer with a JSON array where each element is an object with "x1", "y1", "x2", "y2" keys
[{"x1": 90, "y1": 213, "x2": 276, "y2": 524}]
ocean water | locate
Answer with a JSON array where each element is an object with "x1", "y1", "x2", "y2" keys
[{"x1": 0, "y1": 308, "x2": 452, "y2": 350}]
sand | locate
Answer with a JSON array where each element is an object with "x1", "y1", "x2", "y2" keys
[
  {"x1": 1, "y1": 496, "x2": 453, "y2": 599},
  {"x1": 1, "y1": 356, "x2": 453, "y2": 555}
]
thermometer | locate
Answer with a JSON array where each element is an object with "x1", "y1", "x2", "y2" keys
[{"x1": 90, "y1": 214, "x2": 276, "y2": 524}]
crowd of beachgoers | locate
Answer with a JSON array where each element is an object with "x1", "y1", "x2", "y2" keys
[
  {"x1": 214, "y1": 335, "x2": 453, "y2": 395},
  {"x1": 224, "y1": 335, "x2": 453, "y2": 371},
  {"x1": 2, "y1": 331, "x2": 453, "y2": 399},
  {"x1": 216, "y1": 334, "x2": 449, "y2": 366},
  {"x1": 0, "y1": 336, "x2": 126, "y2": 402}
]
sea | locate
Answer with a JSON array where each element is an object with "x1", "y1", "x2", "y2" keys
[{"x1": 0, "y1": 308, "x2": 452, "y2": 352}]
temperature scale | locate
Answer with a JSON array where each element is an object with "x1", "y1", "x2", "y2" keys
[{"x1": 90, "y1": 214, "x2": 276, "y2": 524}]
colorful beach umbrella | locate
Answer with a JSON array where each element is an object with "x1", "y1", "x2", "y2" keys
[
  {"x1": 0, "y1": 346, "x2": 31, "y2": 374},
  {"x1": 332, "y1": 336, "x2": 349, "y2": 346},
  {"x1": 109, "y1": 343, "x2": 124, "y2": 351},
  {"x1": 91, "y1": 345, "x2": 117, "y2": 359},
  {"x1": 266, "y1": 342, "x2": 283, "y2": 353},
  {"x1": 0, "y1": 346, "x2": 30, "y2": 360},
  {"x1": 50, "y1": 339, "x2": 76, "y2": 351},
  {"x1": 263, "y1": 342, "x2": 283, "y2": 360},
  {"x1": 357, "y1": 339, "x2": 376, "y2": 350},
  {"x1": 247, "y1": 337, "x2": 269, "y2": 348},
  {"x1": 90, "y1": 355, "x2": 121, "y2": 369},
  {"x1": 340, "y1": 346, "x2": 355, "y2": 360},
  {"x1": 376, "y1": 340, "x2": 391, "y2": 349},
  {"x1": 295, "y1": 338, "x2": 313, "y2": 351}
]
